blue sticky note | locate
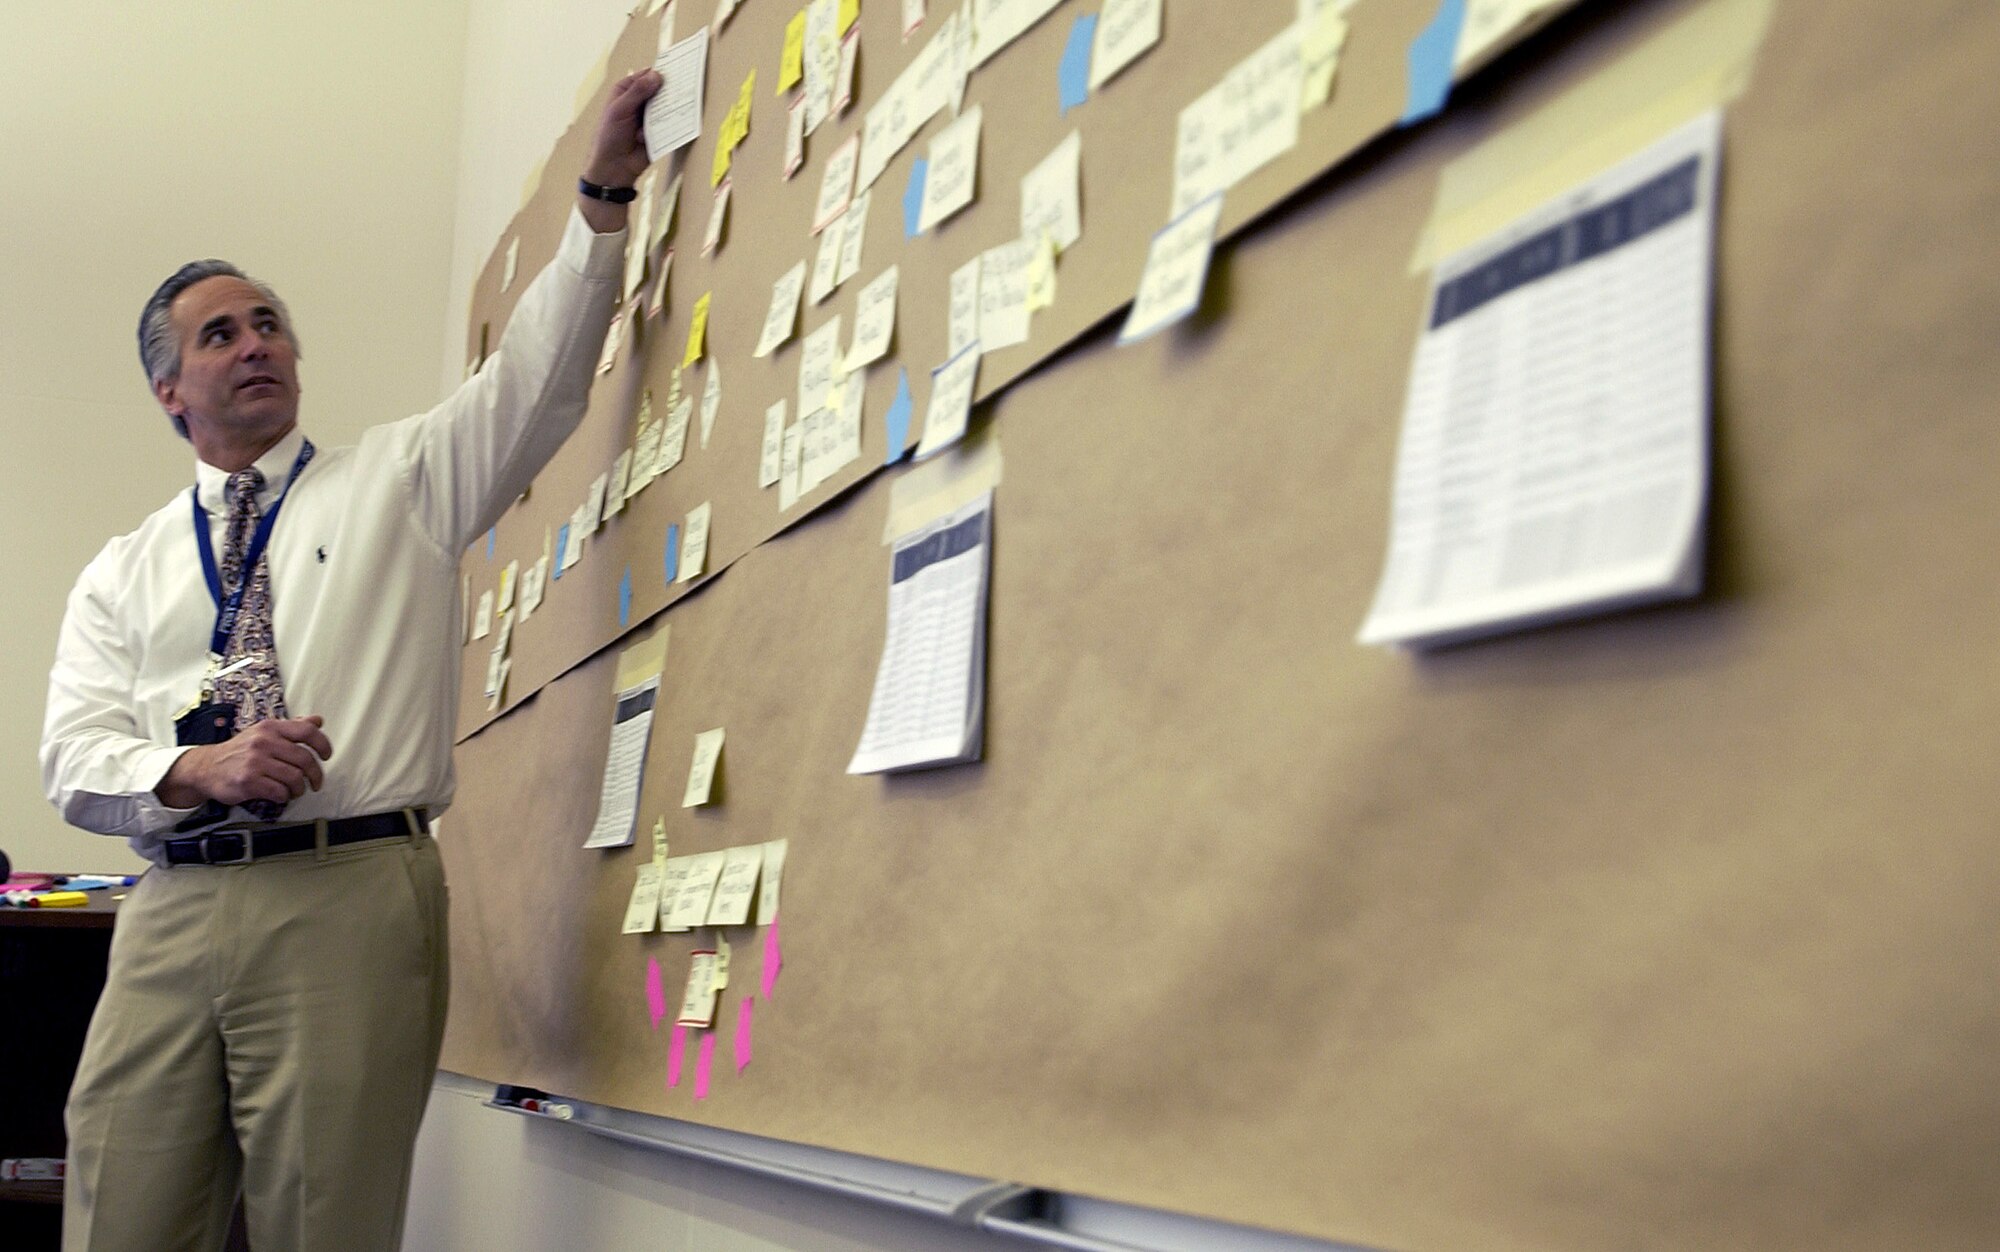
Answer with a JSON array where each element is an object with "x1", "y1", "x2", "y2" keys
[
  {"x1": 663, "y1": 524, "x2": 680, "y2": 584},
  {"x1": 552, "y1": 526, "x2": 569, "y2": 580},
  {"x1": 903, "y1": 158, "x2": 929, "y2": 238},
  {"x1": 1401, "y1": 0, "x2": 1467, "y2": 125},
  {"x1": 485, "y1": 528, "x2": 495, "y2": 558},
  {"x1": 1058, "y1": 14, "x2": 1096, "y2": 115},
  {"x1": 883, "y1": 368, "x2": 913, "y2": 465},
  {"x1": 619, "y1": 567, "x2": 632, "y2": 627}
]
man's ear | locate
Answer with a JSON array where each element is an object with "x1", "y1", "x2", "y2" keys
[{"x1": 152, "y1": 376, "x2": 184, "y2": 419}]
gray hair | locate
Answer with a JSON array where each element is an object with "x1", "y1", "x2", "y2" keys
[{"x1": 137, "y1": 260, "x2": 301, "y2": 440}]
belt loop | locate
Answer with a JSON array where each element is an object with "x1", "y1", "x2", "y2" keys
[
  {"x1": 404, "y1": 808, "x2": 424, "y2": 842},
  {"x1": 314, "y1": 818, "x2": 330, "y2": 862}
]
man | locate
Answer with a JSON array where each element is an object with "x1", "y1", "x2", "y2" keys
[{"x1": 40, "y1": 68, "x2": 663, "y2": 1252}]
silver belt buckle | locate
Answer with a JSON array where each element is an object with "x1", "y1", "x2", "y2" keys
[{"x1": 200, "y1": 827, "x2": 255, "y2": 865}]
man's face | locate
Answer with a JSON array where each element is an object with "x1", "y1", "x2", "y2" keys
[{"x1": 153, "y1": 276, "x2": 301, "y2": 447}]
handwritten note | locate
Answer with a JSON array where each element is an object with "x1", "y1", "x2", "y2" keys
[
  {"x1": 606, "y1": 453, "x2": 632, "y2": 517},
  {"x1": 857, "y1": 9, "x2": 955, "y2": 191},
  {"x1": 658, "y1": 396, "x2": 692, "y2": 475},
  {"x1": 683, "y1": 727, "x2": 725, "y2": 807},
  {"x1": 978, "y1": 238, "x2": 1034, "y2": 351},
  {"x1": 916, "y1": 104, "x2": 981, "y2": 234},
  {"x1": 802, "y1": 0, "x2": 842, "y2": 131},
  {"x1": 844, "y1": 265, "x2": 899, "y2": 371},
  {"x1": 779, "y1": 422, "x2": 803, "y2": 509},
  {"x1": 694, "y1": 366, "x2": 719, "y2": 453},
  {"x1": 595, "y1": 306, "x2": 625, "y2": 375},
  {"x1": 473, "y1": 590, "x2": 493, "y2": 640},
  {"x1": 702, "y1": 180, "x2": 731, "y2": 257},
  {"x1": 836, "y1": 190, "x2": 871, "y2": 285},
  {"x1": 1299, "y1": 0, "x2": 1351, "y2": 110},
  {"x1": 1090, "y1": 0, "x2": 1161, "y2": 89},
  {"x1": 813, "y1": 134, "x2": 861, "y2": 234},
  {"x1": 678, "y1": 501, "x2": 712, "y2": 583},
  {"x1": 948, "y1": 256, "x2": 981, "y2": 357},
  {"x1": 646, "y1": 28, "x2": 710, "y2": 161},
  {"x1": 1120, "y1": 193, "x2": 1224, "y2": 343},
  {"x1": 1171, "y1": 25, "x2": 1304, "y2": 217},
  {"x1": 677, "y1": 950, "x2": 720, "y2": 1027},
  {"x1": 917, "y1": 341, "x2": 981, "y2": 458},
  {"x1": 1021, "y1": 130, "x2": 1083, "y2": 252},
  {"x1": 835, "y1": 28, "x2": 860, "y2": 113},
  {"x1": 808, "y1": 217, "x2": 844, "y2": 307},
  {"x1": 760, "y1": 399, "x2": 787, "y2": 487},
  {"x1": 798, "y1": 315, "x2": 843, "y2": 416},
  {"x1": 755, "y1": 261, "x2": 808, "y2": 358},
  {"x1": 757, "y1": 839, "x2": 789, "y2": 925},
  {"x1": 705, "y1": 844, "x2": 766, "y2": 926},
  {"x1": 623, "y1": 862, "x2": 666, "y2": 934},
  {"x1": 783, "y1": 98, "x2": 806, "y2": 178},
  {"x1": 664, "y1": 849, "x2": 728, "y2": 930},
  {"x1": 648, "y1": 246, "x2": 675, "y2": 318},
  {"x1": 971, "y1": 0, "x2": 1064, "y2": 67}
]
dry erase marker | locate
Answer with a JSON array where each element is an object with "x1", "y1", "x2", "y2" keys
[{"x1": 28, "y1": 891, "x2": 89, "y2": 908}]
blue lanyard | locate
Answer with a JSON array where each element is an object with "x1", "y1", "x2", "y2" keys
[{"x1": 190, "y1": 440, "x2": 316, "y2": 658}]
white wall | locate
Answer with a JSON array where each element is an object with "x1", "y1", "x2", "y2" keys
[{"x1": 0, "y1": 0, "x2": 471, "y2": 875}]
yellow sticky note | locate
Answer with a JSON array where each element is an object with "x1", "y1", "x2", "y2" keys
[
  {"x1": 1026, "y1": 236, "x2": 1059, "y2": 311},
  {"x1": 683, "y1": 291, "x2": 712, "y2": 367},
  {"x1": 779, "y1": 11, "x2": 807, "y2": 91},
  {"x1": 712, "y1": 130, "x2": 735, "y2": 186},
  {"x1": 838, "y1": 0, "x2": 860, "y2": 35},
  {"x1": 713, "y1": 72, "x2": 757, "y2": 186}
]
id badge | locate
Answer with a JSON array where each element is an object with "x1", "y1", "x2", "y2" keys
[{"x1": 175, "y1": 699, "x2": 238, "y2": 746}]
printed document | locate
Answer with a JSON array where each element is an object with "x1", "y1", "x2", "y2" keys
[
  {"x1": 1358, "y1": 111, "x2": 1721, "y2": 647},
  {"x1": 849, "y1": 491, "x2": 993, "y2": 773}
]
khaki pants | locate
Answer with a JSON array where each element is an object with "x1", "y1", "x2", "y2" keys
[{"x1": 64, "y1": 833, "x2": 449, "y2": 1252}]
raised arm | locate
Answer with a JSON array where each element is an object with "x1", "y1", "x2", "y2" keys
[{"x1": 403, "y1": 68, "x2": 664, "y2": 553}]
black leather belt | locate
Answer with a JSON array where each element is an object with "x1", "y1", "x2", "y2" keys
[{"x1": 162, "y1": 809, "x2": 428, "y2": 866}]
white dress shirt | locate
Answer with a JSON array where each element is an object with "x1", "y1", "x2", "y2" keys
[{"x1": 43, "y1": 208, "x2": 624, "y2": 863}]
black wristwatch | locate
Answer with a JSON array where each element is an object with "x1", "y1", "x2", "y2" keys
[{"x1": 577, "y1": 177, "x2": 638, "y2": 204}]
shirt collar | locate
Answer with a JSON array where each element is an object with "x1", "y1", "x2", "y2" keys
[{"x1": 194, "y1": 426, "x2": 308, "y2": 516}]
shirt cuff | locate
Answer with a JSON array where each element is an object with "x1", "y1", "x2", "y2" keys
[
  {"x1": 561, "y1": 204, "x2": 628, "y2": 279},
  {"x1": 133, "y1": 744, "x2": 201, "y2": 830}
]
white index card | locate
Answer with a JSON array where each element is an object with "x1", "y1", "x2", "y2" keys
[
  {"x1": 1120, "y1": 193, "x2": 1224, "y2": 344},
  {"x1": 917, "y1": 105, "x2": 982, "y2": 234},
  {"x1": 678, "y1": 501, "x2": 712, "y2": 583},
  {"x1": 844, "y1": 265, "x2": 900, "y2": 371},
  {"x1": 645, "y1": 27, "x2": 710, "y2": 162},
  {"x1": 755, "y1": 260, "x2": 809, "y2": 357},
  {"x1": 1020, "y1": 130, "x2": 1084, "y2": 253}
]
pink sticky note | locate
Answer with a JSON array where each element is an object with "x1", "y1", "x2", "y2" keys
[
  {"x1": 734, "y1": 996, "x2": 754, "y2": 1072},
  {"x1": 645, "y1": 957, "x2": 667, "y2": 1030},
  {"x1": 761, "y1": 918, "x2": 783, "y2": 1000},
  {"x1": 694, "y1": 1031, "x2": 717, "y2": 1100},
  {"x1": 666, "y1": 1023, "x2": 688, "y2": 1088}
]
